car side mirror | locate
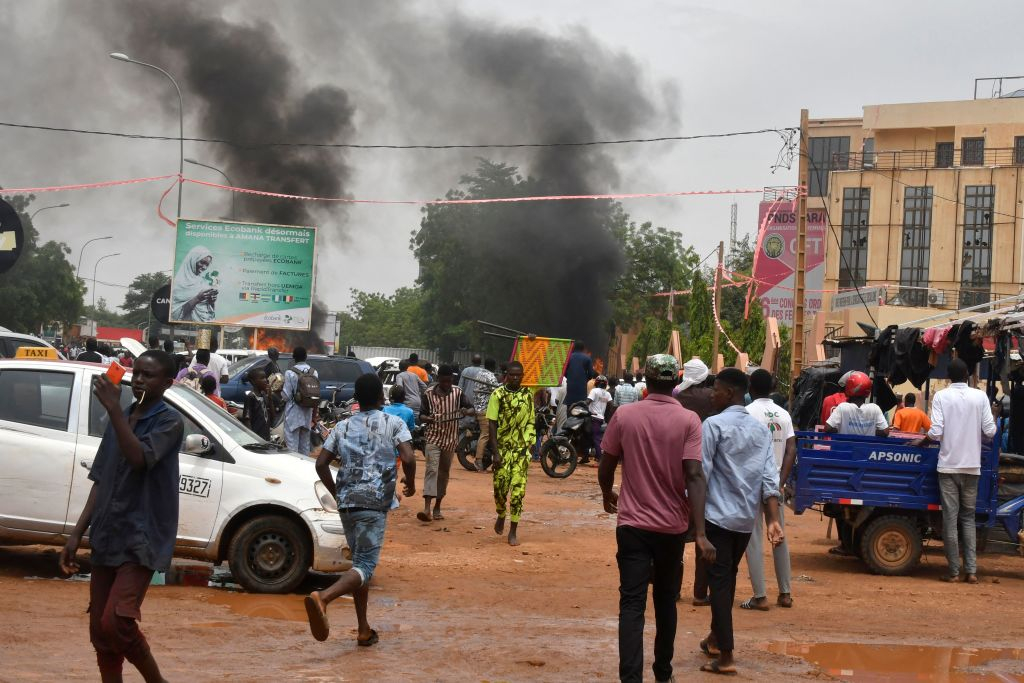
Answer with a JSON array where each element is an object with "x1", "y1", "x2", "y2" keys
[{"x1": 184, "y1": 434, "x2": 212, "y2": 455}]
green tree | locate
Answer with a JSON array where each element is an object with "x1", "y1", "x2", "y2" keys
[
  {"x1": 0, "y1": 195, "x2": 84, "y2": 332},
  {"x1": 339, "y1": 287, "x2": 427, "y2": 348},
  {"x1": 682, "y1": 270, "x2": 714, "y2": 362},
  {"x1": 81, "y1": 297, "x2": 131, "y2": 327},
  {"x1": 121, "y1": 272, "x2": 171, "y2": 324}
]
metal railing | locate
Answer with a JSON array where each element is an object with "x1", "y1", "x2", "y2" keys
[{"x1": 835, "y1": 147, "x2": 1023, "y2": 172}]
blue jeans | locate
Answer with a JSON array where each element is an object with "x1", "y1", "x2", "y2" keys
[{"x1": 338, "y1": 509, "x2": 388, "y2": 585}]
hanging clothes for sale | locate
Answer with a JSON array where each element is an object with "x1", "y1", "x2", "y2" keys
[
  {"x1": 891, "y1": 327, "x2": 933, "y2": 388},
  {"x1": 873, "y1": 375, "x2": 900, "y2": 414},
  {"x1": 869, "y1": 325, "x2": 898, "y2": 378},
  {"x1": 950, "y1": 321, "x2": 985, "y2": 374},
  {"x1": 922, "y1": 325, "x2": 952, "y2": 355}
]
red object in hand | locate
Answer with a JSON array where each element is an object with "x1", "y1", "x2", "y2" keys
[{"x1": 106, "y1": 361, "x2": 126, "y2": 385}]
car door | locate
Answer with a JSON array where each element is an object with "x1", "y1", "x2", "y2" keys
[
  {"x1": 66, "y1": 378, "x2": 225, "y2": 548},
  {"x1": 0, "y1": 366, "x2": 80, "y2": 533}
]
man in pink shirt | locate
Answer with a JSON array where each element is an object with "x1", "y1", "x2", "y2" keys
[{"x1": 599, "y1": 354, "x2": 708, "y2": 683}]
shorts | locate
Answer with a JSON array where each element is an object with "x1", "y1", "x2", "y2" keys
[{"x1": 338, "y1": 508, "x2": 388, "y2": 586}]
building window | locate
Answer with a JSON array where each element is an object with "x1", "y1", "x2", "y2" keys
[
  {"x1": 808, "y1": 136, "x2": 850, "y2": 197},
  {"x1": 862, "y1": 138, "x2": 875, "y2": 169},
  {"x1": 962, "y1": 137, "x2": 985, "y2": 166},
  {"x1": 1015, "y1": 136, "x2": 1024, "y2": 165},
  {"x1": 960, "y1": 185, "x2": 995, "y2": 308},
  {"x1": 839, "y1": 188, "x2": 870, "y2": 289},
  {"x1": 936, "y1": 142, "x2": 954, "y2": 168},
  {"x1": 899, "y1": 187, "x2": 933, "y2": 307}
]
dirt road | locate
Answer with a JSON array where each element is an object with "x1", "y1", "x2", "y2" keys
[{"x1": 2, "y1": 459, "x2": 1023, "y2": 681}]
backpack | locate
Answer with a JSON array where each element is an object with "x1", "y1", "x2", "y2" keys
[{"x1": 292, "y1": 366, "x2": 321, "y2": 408}]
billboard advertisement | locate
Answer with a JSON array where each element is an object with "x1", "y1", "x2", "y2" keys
[
  {"x1": 170, "y1": 219, "x2": 316, "y2": 330},
  {"x1": 752, "y1": 201, "x2": 826, "y2": 325}
]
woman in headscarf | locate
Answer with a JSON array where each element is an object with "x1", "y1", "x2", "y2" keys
[{"x1": 171, "y1": 246, "x2": 218, "y2": 322}]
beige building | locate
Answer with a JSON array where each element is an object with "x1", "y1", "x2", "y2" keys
[{"x1": 803, "y1": 94, "x2": 1024, "y2": 360}]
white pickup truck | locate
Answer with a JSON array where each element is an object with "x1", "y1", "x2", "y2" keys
[{"x1": 0, "y1": 355, "x2": 349, "y2": 593}]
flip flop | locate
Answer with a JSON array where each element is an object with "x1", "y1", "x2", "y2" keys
[
  {"x1": 700, "y1": 661, "x2": 737, "y2": 676},
  {"x1": 357, "y1": 629, "x2": 379, "y2": 647},
  {"x1": 740, "y1": 597, "x2": 770, "y2": 611},
  {"x1": 304, "y1": 592, "x2": 329, "y2": 642},
  {"x1": 700, "y1": 638, "x2": 720, "y2": 657},
  {"x1": 416, "y1": 511, "x2": 431, "y2": 522}
]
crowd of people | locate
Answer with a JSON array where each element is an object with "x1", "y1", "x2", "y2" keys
[{"x1": 54, "y1": 334, "x2": 1001, "y2": 682}]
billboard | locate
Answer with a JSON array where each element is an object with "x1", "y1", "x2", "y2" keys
[
  {"x1": 170, "y1": 219, "x2": 316, "y2": 330},
  {"x1": 752, "y1": 201, "x2": 826, "y2": 325}
]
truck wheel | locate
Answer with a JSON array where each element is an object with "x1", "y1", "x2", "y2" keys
[
  {"x1": 859, "y1": 515, "x2": 922, "y2": 576},
  {"x1": 228, "y1": 515, "x2": 311, "y2": 594}
]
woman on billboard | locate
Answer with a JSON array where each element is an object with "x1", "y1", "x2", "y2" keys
[{"x1": 171, "y1": 246, "x2": 219, "y2": 322}]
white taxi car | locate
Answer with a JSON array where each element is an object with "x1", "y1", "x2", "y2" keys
[{"x1": 0, "y1": 351, "x2": 349, "y2": 593}]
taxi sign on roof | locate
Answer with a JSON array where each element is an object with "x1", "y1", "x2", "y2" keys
[{"x1": 15, "y1": 346, "x2": 59, "y2": 360}]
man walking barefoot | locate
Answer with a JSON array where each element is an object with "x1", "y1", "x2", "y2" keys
[
  {"x1": 487, "y1": 360, "x2": 536, "y2": 546},
  {"x1": 306, "y1": 374, "x2": 416, "y2": 645},
  {"x1": 599, "y1": 354, "x2": 708, "y2": 683}
]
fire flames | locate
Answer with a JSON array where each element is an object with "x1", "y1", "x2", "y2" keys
[{"x1": 246, "y1": 330, "x2": 325, "y2": 354}]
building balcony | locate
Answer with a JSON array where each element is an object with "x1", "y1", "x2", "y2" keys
[{"x1": 834, "y1": 147, "x2": 1024, "y2": 172}]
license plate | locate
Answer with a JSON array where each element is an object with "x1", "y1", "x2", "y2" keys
[{"x1": 179, "y1": 474, "x2": 211, "y2": 498}]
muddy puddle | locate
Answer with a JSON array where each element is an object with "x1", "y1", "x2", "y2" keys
[
  {"x1": 766, "y1": 641, "x2": 1024, "y2": 681},
  {"x1": 204, "y1": 591, "x2": 309, "y2": 622}
]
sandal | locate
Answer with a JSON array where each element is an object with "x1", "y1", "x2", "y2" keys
[
  {"x1": 940, "y1": 574, "x2": 960, "y2": 583},
  {"x1": 432, "y1": 511, "x2": 445, "y2": 520},
  {"x1": 357, "y1": 629, "x2": 379, "y2": 647},
  {"x1": 740, "y1": 597, "x2": 770, "y2": 611},
  {"x1": 303, "y1": 592, "x2": 330, "y2": 642},
  {"x1": 700, "y1": 638, "x2": 721, "y2": 657},
  {"x1": 700, "y1": 661, "x2": 737, "y2": 676},
  {"x1": 416, "y1": 511, "x2": 431, "y2": 522},
  {"x1": 777, "y1": 594, "x2": 793, "y2": 608}
]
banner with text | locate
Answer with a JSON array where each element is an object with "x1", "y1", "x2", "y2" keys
[
  {"x1": 511, "y1": 336, "x2": 573, "y2": 388},
  {"x1": 170, "y1": 219, "x2": 316, "y2": 330},
  {"x1": 752, "y1": 200, "x2": 826, "y2": 325}
]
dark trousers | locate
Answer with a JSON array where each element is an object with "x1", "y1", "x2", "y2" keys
[
  {"x1": 706, "y1": 522, "x2": 751, "y2": 653},
  {"x1": 616, "y1": 525, "x2": 685, "y2": 683},
  {"x1": 89, "y1": 563, "x2": 155, "y2": 676},
  {"x1": 693, "y1": 551, "x2": 710, "y2": 600}
]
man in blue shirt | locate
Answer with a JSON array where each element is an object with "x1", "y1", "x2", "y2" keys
[
  {"x1": 61, "y1": 350, "x2": 184, "y2": 683},
  {"x1": 698, "y1": 368, "x2": 783, "y2": 676},
  {"x1": 558, "y1": 340, "x2": 596, "y2": 428},
  {"x1": 306, "y1": 374, "x2": 416, "y2": 646}
]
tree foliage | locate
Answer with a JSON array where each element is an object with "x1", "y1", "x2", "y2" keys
[
  {"x1": 0, "y1": 195, "x2": 84, "y2": 332},
  {"x1": 121, "y1": 272, "x2": 171, "y2": 324},
  {"x1": 338, "y1": 287, "x2": 427, "y2": 348}
]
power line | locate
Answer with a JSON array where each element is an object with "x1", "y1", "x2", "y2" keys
[{"x1": 0, "y1": 120, "x2": 796, "y2": 151}]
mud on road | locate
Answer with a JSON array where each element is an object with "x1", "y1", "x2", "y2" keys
[{"x1": 2, "y1": 458, "x2": 1024, "y2": 681}]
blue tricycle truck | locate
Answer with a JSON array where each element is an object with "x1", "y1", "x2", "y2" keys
[{"x1": 789, "y1": 432, "x2": 1024, "y2": 575}]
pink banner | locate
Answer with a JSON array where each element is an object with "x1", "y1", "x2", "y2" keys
[{"x1": 751, "y1": 200, "x2": 826, "y2": 324}]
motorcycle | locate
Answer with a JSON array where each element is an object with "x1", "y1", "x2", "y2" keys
[
  {"x1": 540, "y1": 400, "x2": 597, "y2": 479},
  {"x1": 456, "y1": 415, "x2": 495, "y2": 471}
]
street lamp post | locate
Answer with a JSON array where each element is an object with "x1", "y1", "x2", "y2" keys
[
  {"x1": 110, "y1": 52, "x2": 184, "y2": 220},
  {"x1": 185, "y1": 158, "x2": 235, "y2": 220},
  {"x1": 91, "y1": 253, "x2": 120, "y2": 310},
  {"x1": 29, "y1": 203, "x2": 70, "y2": 221},
  {"x1": 76, "y1": 236, "x2": 113, "y2": 278}
]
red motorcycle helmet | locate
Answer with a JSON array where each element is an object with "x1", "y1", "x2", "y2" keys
[{"x1": 844, "y1": 371, "x2": 872, "y2": 398}]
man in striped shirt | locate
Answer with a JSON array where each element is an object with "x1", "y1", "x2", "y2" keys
[{"x1": 418, "y1": 365, "x2": 475, "y2": 522}]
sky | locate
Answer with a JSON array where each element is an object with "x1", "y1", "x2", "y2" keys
[{"x1": 4, "y1": 0, "x2": 1024, "y2": 315}]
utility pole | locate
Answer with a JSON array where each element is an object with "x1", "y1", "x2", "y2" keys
[
  {"x1": 729, "y1": 202, "x2": 738, "y2": 253},
  {"x1": 790, "y1": 109, "x2": 810, "y2": 387},
  {"x1": 711, "y1": 240, "x2": 725, "y2": 368}
]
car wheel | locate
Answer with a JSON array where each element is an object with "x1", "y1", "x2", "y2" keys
[{"x1": 228, "y1": 515, "x2": 311, "y2": 594}]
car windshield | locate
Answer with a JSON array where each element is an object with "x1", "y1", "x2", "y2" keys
[{"x1": 167, "y1": 385, "x2": 265, "y2": 447}]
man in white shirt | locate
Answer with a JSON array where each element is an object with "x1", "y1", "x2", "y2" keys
[
  {"x1": 191, "y1": 338, "x2": 230, "y2": 396},
  {"x1": 742, "y1": 369, "x2": 796, "y2": 611},
  {"x1": 915, "y1": 358, "x2": 997, "y2": 584},
  {"x1": 824, "y1": 371, "x2": 889, "y2": 437},
  {"x1": 587, "y1": 376, "x2": 613, "y2": 463}
]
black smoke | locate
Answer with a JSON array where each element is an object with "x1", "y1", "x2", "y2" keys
[{"x1": 84, "y1": 1, "x2": 354, "y2": 352}]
